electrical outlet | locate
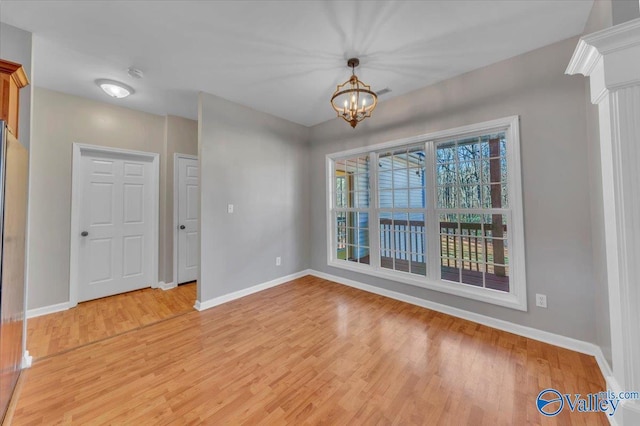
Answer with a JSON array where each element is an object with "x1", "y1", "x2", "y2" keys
[
  {"x1": 276, "y1": 256, "x2": 281, "y2": 266},
  {"x1": 536, "y1": 294, "x2": 547, "y2": 308},
  {"x1": 227, "y1": 204, "x2": 234, "y2": 214}
]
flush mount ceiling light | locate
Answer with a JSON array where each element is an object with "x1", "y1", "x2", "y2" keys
[
  {"x1": 330, "y1": 58, "x2": 378, "y2": 129},
  {"x1": 96, "y1": 79, "x2": 134, "y2": 99}
]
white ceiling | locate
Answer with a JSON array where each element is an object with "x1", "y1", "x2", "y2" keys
[{"x1": 0, "y1": 1, "x2": 593, "y2": 127}]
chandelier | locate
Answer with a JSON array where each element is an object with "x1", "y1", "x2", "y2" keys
[{"x1": 330, "y1": 58, "x2": 378, "y2": 128}]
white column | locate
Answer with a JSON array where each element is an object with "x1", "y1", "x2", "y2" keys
[{"x1": 567, "y1": 18, "x2": 640, "y2": 425}]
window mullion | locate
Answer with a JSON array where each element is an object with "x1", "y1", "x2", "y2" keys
[
  {"x1": 425, "y1": 141, "x2": 439, "y2": 280},
  {"x1": 370, "y1": 152, "x2": 381, "y2": 269}
]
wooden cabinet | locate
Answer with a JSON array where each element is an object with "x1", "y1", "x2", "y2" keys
[{"x1": 0, "y1": 59, "x2": 29, "y2": 138}]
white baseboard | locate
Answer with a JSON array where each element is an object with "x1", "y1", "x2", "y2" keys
[
  {"x1": 308, "y1": 269, "x2": 603, "y2": 358},
  {"x1": 21, "y1": 350, "x2": 32, "y2": 369},
  {"x1": 594, "y1": 346, "x2": 614, "y2": 380},
  {"x1": 159, "y1": 281, "x2": 176, "y2": 291},
  {"x1": 26, "y1": 301, "x2": 72, "y2": 319},
  {"x1": 194, "y1": 270, "x2": 311, "y2": 311}
]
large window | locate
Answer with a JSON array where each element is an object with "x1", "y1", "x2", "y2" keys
[{"x1": 327, "y1": 116, "x2": 526, "y2": 310}]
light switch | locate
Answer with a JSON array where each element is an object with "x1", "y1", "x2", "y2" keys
[{"x1": 227, "y1": 204, "x2": 234, "y2": 214}]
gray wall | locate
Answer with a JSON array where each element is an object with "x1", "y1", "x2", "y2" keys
[
  {"x1": 0, "y1": 22, "x2": 32, "y2": 148},
  {"x1": 198, "y1": 92, "x2": 309, "y2": 303},
  {"x1": 582, "y1": 0, "x2": 615, "y2": 366},
  {"x1": 584, "y1": 0, "x2": 613, "y2": 34},
  {"x1": 612, "y1": 0, "x2": 640, "y2": 25},
  {"x1": 308, "y1": 37, "x2": 599, "y2": 343},
  {"x1": 162, "y1": 115, "x2": 198, "y2": 284},
  {"x1": 28, "y1": 88, "x2": 166, "y2": 309}
]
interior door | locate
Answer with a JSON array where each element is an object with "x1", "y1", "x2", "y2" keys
[
  {"x1": 78, "y1": 150, "x2": 154, "y2": 302},
  {"x1": 177, "y1": 156, "x2": 199, "y2": 284}
]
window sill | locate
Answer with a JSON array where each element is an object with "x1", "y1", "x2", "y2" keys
[{"x1": 327, "y1": 259, "x2": 527, "y2": 311}]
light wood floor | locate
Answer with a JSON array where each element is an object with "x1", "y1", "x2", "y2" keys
[
  {"x1": 26, "y1": 283, "x2": 196, "y2": 359},
  {"x1": 13, "y1": 276, "x2": 606, "y2": 424}
]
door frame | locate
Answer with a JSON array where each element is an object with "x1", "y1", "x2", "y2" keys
[
  {"x1": 173, "y1": 153, "x2": 198, "y2": 287},
  {"x1": 70, "y1": 143, "x2": 160, "y2": 307}
]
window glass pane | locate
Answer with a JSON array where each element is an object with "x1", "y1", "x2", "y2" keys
[
  {"x1": 379, "y1": 190, "x2": 393, "y2": 208},
  {"x1": 393, "y1": 189, "x2": 409, "y2": 208},
  {"x1": 410, "y1": 232, "x2": 425, "y2": 255},
  {"x1": 393, "y1": 212, "x2": 408, "y2": 227},
  {"x1": 409, "y1": 188, "x2": 425, "y2": 208},
  {"x1": 410, "y1": 259, "x2": 427, "y2": 276},
  {"x1": 501, "y1": 183, "x2": 509, "y2": 208},
  {"x1": 440, "y1": 233, "x2": 458, "y2": 259},
  {"x1": 358, "y1": 212, "x2": 369, "y2": 229},
  {"x1": 459, "y1": 185, "x2": 482, "y2": 208},
  {"x1": 408, "y1": 146, "x2": 425, "y2": 159},
  {"x1": 378, "y1": 170, "x2": 393, "y2": 190},
  {"x1": 356, "y1": 191, "x2": 369, "y2": 208},
  {"x1": 409, "y1": 167, "x2": 424, "y2": 188},
  {"x1": 353, "y1": 173, "x2": 366, "y2": 192},
  {"x1": 393, "y1": 149, "x2": 409, "y2": 163},
  {"x1": 441, "y1": 260, "x2": 460, "y2": 283},
  {"x1": 336, "y1": 213, "x2": 347, "y2": 260},
  {"x1": 409, "y1": 213, "x2": 425, "y2": 229},
  {"x1": 457, "y1": 137, "x2": 481, "y2": 161},
  {"x1": 482, "y1": 184, "x2": 505, "y2": 208},
  {"x1": 458, "y1": 161, "x2": 482, "y2": 185},
  {"x1": 482, "y1": 157, "x2": 502, "y2": 184},
  {"x1": 501, "y1": 158, "x2": 508, "y2": 183},
  {"x1": 437, "y1": 163, "x2": 456, "y2": 186},
  {"x1": 346, "y1": 159, "x2": 358, "y2": 173},
  {"x1": 349, "y1": 192, "x2": 356, "y2": 209},
  {"x1": 438, "y1": 186, "x2": 457, "y2": 209},
  {"x1": 439, "y1": 213, "x2": 458, "y2": 230},
  {"x1": 393, "y1": 168, "x2": 409, "y2": 189},
  {"x1": 379, "y1": 212, "x2": 392, "y2": 222},
  {"x1": 437, "y1": 142, "x2": 456, "y2": 164},
  {"x1": 379, "y1": 152, "x2": 393, "y2": 170},
  {"x1": 486, "y1": 263, "x2": 509, "y2": 292},
  {"x1": 346, "y1": 245, "x2": 357, "y2": 263},
  {"x1": 461, "y1": 262, "x2": 484, "y2": 287},
  {"x1": 356, "y1": 155, "x2": 369, "y2": 174},
  {"x1": 483, "y1": 214, "x2": 507, "y2": 237},
  {"x1": 380, "y1": 252, "x2": 394, "y2": 268}
]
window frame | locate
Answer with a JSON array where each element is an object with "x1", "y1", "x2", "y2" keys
[{"x1": 325, "y1": 116, "x2": 527, "y2": 311}]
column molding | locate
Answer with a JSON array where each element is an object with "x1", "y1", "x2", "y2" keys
[{"x1": 567, "y1": 18, "x2": 640, "y2": 425}]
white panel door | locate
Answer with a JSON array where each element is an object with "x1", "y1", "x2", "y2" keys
[
  {"x1": 78, "y1": 152, "x2": 154, "y2": 302},
  {"x1": 177, "y1": 157, "x2": 199, "y2": 284}
]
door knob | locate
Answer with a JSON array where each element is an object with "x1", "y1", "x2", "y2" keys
[
  {"x1": 179, "y1": 225, "x2": 186, "y2": 230},
  {"x1": 81, "y1": 231, "x2": 89, "y2": 237}
]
